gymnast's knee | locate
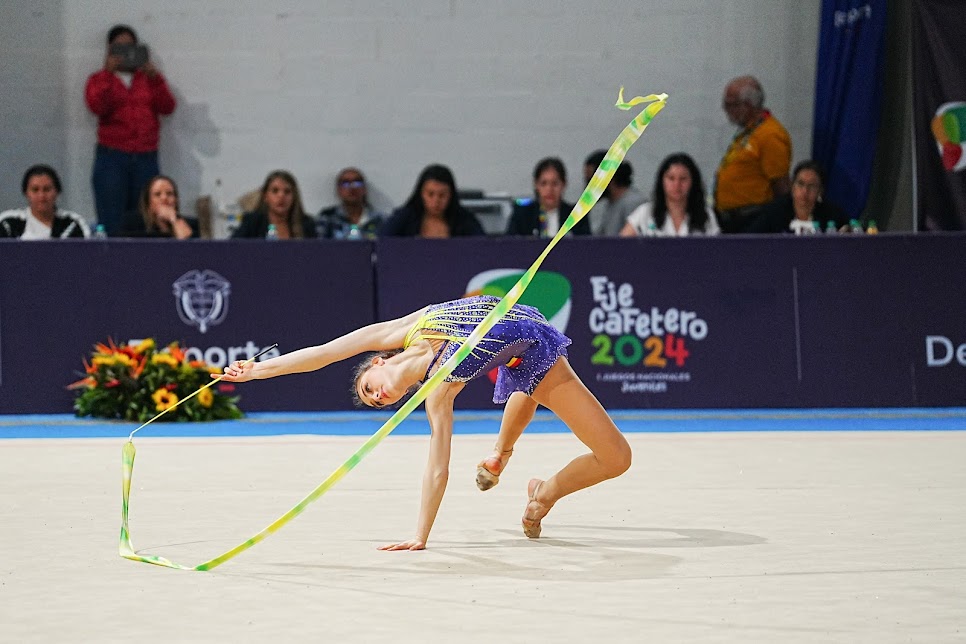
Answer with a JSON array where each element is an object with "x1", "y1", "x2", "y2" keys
[{"x1": 602, "y1": 440, "x2": 632, "y2": 479}]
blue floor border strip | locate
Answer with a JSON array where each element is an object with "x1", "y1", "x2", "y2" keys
[{"x1": 1, "y1": 408, "x2": 965, "y2": 439}]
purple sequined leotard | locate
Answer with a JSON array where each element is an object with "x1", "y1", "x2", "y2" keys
[{"x1": 404, "y1": 295, "x2": 571, "y2": 404}]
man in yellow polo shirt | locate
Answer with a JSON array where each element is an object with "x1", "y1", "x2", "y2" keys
[{"x1": 714, "y1": 76, "x2": 792, "y2": 233}]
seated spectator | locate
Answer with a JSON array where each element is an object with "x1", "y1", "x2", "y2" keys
[
  {"x1": 582, "y1": 149, "x2": 607, "y2": 232},
  {"x1": 380, "y1": 164, "x2": 484, "y2": 237},
  {"x1": 120, "y1": 175, "x2": 198, "y2": 238},
  {"x1": 591, "y1": 160, "x2": 646, "y2": 236},
  {"x1": 747, "y1": 161, "x2": 848, "y2": 234},
  {"x1": 620, "y1": 153, "x2": 721, "y2": 237},
  {"x1": 506, "y1": 157, "x2": 590, "y2": 237},
  {"x1": 0, "y1": 165, "x2": 89, "y2": 239},
  {"x1": 317, "y1": 167, "x2": 385, "y2": 239},
  {"x1": 232, "y1": 170, "x2": 317, "y2": 239},
  {"x1": 583, "y1": 149, "x2": 608, "y2": 185}
]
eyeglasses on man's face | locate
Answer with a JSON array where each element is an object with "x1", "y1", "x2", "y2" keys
[{"x1": 339, "y1": 179, "x2": 365, "y2": 189}]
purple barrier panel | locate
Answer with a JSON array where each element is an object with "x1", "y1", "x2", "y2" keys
[
  {"x1": 781, "y1": 235, "x2": 918, "y2": 406},
  {"x1": 785, "y1": 233, "x2": 966, "y2": 406},
  {"x1": 376, "y1": 238, "x2": 799, "y2": 410},
  {"x1": 376, "y1": 235, "x2": 966, "y2": 409},
  {"x1": 0, "y1": 239, "x2": 375, "y2": 414}
]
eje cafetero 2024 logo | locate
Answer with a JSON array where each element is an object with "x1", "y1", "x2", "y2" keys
[
  {"x1": 588, "y1": 275, "x2": 708, "y2": 374},
  {"x1": 172, "y1": 269, "x2": 231, "y2": 334}
]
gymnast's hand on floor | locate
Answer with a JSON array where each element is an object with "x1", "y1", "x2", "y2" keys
[
  {"x1": 378, "y1": 537, "x2": 426, "y2": 551},
  {"x1": 215, "y1": 360, "x2": 255, "y2": 382}
]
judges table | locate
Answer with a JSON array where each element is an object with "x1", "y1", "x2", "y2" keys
[{"x1": 1, "y1": 234, "x2": 963, "y2": 414}]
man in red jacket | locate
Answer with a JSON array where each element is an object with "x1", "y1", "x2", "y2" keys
[{"x1": 85, "y1": 25, "x2": 176, "y2": 236}]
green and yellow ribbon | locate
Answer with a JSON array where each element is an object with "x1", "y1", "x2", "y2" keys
[{"x1": 120, "y1": 88, "x2": 667, "y2": 570}]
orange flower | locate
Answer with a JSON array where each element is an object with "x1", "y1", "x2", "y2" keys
[
  {"x1": 151, "y1": 388, "x2": 179, "y2": 412},
  {"x1": 130, "y1": 357, "x2": 147, "y2": 379},
  {"x1": 67, "y1": 376, "x2": 96, "y2": 390},
  {"x1": 168, "y1": 344, "x2": 186, "y2": 363}
]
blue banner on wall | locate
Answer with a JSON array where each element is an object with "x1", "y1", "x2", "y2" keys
[{"x1": 812, "y1": 0, "x2": 887, "y2": 219}]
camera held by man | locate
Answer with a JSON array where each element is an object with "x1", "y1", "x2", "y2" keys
[
  {"x1": 108, "y1": 42, "x2": 149, "y2": 73},
  {"x1": 103, "y1": 26, "x2": 158, "y2": 77}
]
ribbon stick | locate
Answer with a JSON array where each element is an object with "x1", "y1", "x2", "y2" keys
[{"x1": 121, "y1": 89, "x2": 667, "y2": 570}]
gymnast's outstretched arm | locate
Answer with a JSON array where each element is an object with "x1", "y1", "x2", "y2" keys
[{"x1": 217, "y1": 306, "x2": 428, "y2": 382}]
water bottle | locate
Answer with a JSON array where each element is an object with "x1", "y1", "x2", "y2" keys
[
  {"x1": 824, "y1": 220, "x2": 838, "y2": 234},
  {"x1": 93, "y1": 224, "x2": 108, "y2": 239},
  {"x1": 645, "y1": 221, "x2": 658, "y2": 237},
  {"x1": 810, "y1": 220, "x2": 821, "y2": 234},
  {"x1": 346, "y1": 224, "x2": 362, "y2": 240},
  {"x1": 866, "y1": 220, "x2": 879, "y2": 234},
  {"x1": 849, "y1": 218, "x2": 864, "y2": 234},
  {"x1": 266, "y1": 223, "x2": 279, "y2": 240}
]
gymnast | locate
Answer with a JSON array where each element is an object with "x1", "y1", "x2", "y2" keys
[{"x1": 218, "y1": 295, "x2": 631, "y2": 551}]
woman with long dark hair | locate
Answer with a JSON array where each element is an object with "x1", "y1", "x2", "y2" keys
[
  {"x1": 232, "y1": 170, "x2": 317, "y2": 239},
  {"x1": 379, "y1": 164, "x2": 484, "y2": 237},
  {"x1": 620, "y1": 153, "x2": 720, "y2": 236}
]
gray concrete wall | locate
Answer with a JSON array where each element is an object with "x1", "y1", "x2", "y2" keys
[{"x1": 0, "y1": 0, "x2": 822, "y2": 224}]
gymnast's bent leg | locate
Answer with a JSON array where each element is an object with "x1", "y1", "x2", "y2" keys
[
  {"x1": 476, "y1": 392, "x2": 538, "y2": 490},
  {"x1": 523, "y1": 357, "x2": 631, "y2": 537}
]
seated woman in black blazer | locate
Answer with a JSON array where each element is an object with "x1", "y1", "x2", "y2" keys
[
  {"x1": 506, "y1": 157, "x2": 591, "y2": 237},
  {"x1": 380, "y1": 164, "x2": 484, "y2": 237},
  {"x1": 232, "y1": 170, "x2": 317, "y2": 239},
  {"x1": 747, "y1": 160, "x2": 848, "y2": 234}
]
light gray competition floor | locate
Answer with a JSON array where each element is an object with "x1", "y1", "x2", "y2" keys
[{"x1": 2, "y1": 431, "x2": 965, "y2": 643}]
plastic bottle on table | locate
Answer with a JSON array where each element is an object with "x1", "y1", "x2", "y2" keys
[
  {"x1": 346, "y1": 224, "x2": 362, "y2": 240},
  {"x1": 825, "y1": 220, "x2": 838, "y2": 234},
  {"x1": 866, "y1": 220, "x2": 879, "y2": 234},
  {"x1": 849, "y1": 218, "x2": 864, "y2": 234},
  {"x1": 92, "y1": 224, "x2": 108, "y2": 239},
  {"x1": 266, "y1": 223, "x2": 279, "y2": 240}
]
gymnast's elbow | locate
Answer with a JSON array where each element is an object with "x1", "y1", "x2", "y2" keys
[{"x1": 426, "y1": 467, "x2": 449, "y2": 485}]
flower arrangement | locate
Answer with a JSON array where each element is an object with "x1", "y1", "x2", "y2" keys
[{"x1": 69, "y1": 338, "x2": 243, "y2": 422}]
